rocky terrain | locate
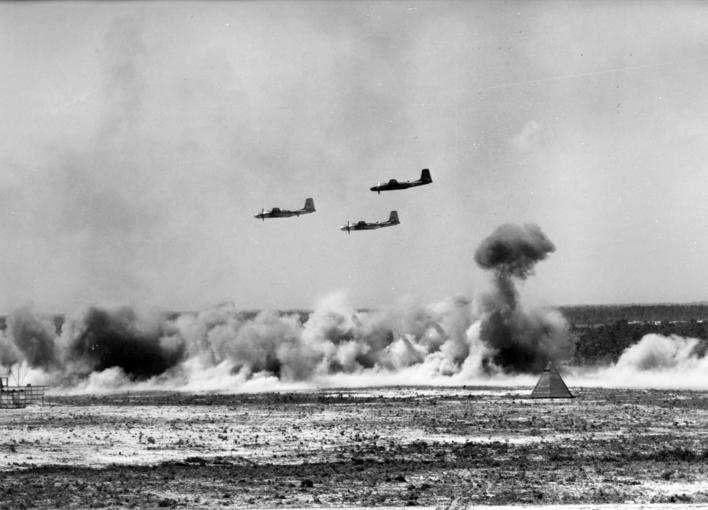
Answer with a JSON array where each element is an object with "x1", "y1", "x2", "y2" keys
[{"x1": 0, "y1": 387, "x2": 706, "y2": 508}]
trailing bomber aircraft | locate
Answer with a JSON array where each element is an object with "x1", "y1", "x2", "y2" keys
[
  {"x1": 370, "y1": 169, "x2": 432, "y2": 194},
  {"x1": 340, "y1": 211, "x2": 399, "y2": 234},
  {"x1": 254, "y1": 198, "x2": 315, "y2": 220}
]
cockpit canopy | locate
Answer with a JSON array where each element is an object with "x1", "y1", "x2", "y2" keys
[
  {"x1": 388, "y1": 179, "x2": 399, "y2": 185},
  {"x1": 271, "y1": 207, "x2": 281, "y2": 213}
]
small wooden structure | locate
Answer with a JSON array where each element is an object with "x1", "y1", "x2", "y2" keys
[{"x1": 0, "y1": 376, "x2": 48, "y2": 408}]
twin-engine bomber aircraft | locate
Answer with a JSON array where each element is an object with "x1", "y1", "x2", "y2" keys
[
  {"x1": 370, "y1": 168, "x2": 432, "y2": 194},
  {"x1": 254, "y1": 198, "x2": 315, "y2": 220},
  {"x1": 340, "y1": 211, "x2": 400, "y2": 234}
]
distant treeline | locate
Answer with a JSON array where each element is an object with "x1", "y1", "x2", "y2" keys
[
  {"x1": 558, "y1": 303, "x2": 708, "y2": 325},
  {"x1": 3, "y1": 304, "x2": 707, "y2": 333},
  {"x1": 571, "y1": 319, "x2": 708, "y2": 366},
  {"x1": 558, "y1": 303, "x2": 708, "y2": 365}
]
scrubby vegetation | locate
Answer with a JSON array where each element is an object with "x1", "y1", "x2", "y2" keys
[
  {"x1": 571, "y1": 319, "x2": 708, "y2": 365},
  {"x1": 560, "y1": 303, "x2": 708, "y2": 366},
  {"x1": 559, "y1": 303, "x2": 708, "y2": 325}
]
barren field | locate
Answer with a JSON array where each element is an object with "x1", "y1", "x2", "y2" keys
[{"x1": 0, "y1": 387, "x2": 707, "y2": 509}]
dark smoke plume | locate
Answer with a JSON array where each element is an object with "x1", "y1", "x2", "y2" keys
[
  {"x1": 474, "y1": 223, "x2": 573, "y2": 373},
  {"x1": 7, "y1": 307, "x2": 58, "y2": 371},
  {"x1": 0, "y1": 333, "x2": 20, "y2": 368},
  {"x1": 65, "y1": 306, "x2": 185, "y2": 380},
  {"x1": 475, "y1": 223, "x2": 555, "y2": 279},
  {"x1": 0, "y1": 278, "x2": 566, "y2": 390},
  {"x1": 1, "y1": 296, "x2": 706, "y2": 391}
]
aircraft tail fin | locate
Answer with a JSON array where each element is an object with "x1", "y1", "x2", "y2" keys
[
  {"x1": 304, "y1": 198, "x2": 315, "y2": 212},
  {"x1": 389, "y1": 210, "x2": 400, "y2": 224},
  {"x1": 420, "y1": 168, "x2": 432, "y2": 183}
]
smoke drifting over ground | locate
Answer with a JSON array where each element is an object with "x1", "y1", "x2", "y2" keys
[
  {"x1": 6, "y1": 308, "x2": 58, "y2": 371},
  {"x1": 1, "y1": 223, "x2": 704, "y2": 392},
  {"x1": 2, "y1": 296, "x2": 707, "y2": 392},
  {"x1": 0, "y1": 294, "x2": 502, "y2": 393},
  {"x1": 573, "y1": 333, "x2": 708, "y2": 390},
  {"x1": 0, "y1": 224, "x2": 552, "y2": 391},
  {"x1": 65, "y1": 307, "x2": 184, "y2": 380}
]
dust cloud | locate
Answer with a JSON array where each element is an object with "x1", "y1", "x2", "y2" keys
[
  {"x1": 1, "y1": 223, "x2": 704, "y2": 392},
  {"x1": 572, "y1": 333, "x2": 708, "y2": 389}
]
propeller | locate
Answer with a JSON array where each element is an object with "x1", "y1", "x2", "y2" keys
[
  {"x1": 261, "y1": 208, "x2": 265, "y2": 221},
  {"x1": 346, "y1": 220, "x2": 351, "y2": 235},
  {"x1": 377, "y1": 181, "x2": 381, "y2": 195}
]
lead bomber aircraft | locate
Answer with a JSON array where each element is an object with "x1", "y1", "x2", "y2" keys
[
  {"x1": 370, "y1": 169, "x2": 432, "y2": 194},
  {"x1": 340, "y1": 211, "x2": 400, "y2": 234},
  {"x1": 254, "y1": 198, "x2": 315, "y2": 220}
]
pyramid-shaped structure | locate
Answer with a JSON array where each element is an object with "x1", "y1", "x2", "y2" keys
[{"x1": 530, "y1": 363, "x2": 573, "y2": 399}]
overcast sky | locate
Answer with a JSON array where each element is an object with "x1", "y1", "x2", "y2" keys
[{"x1": 1, "y1": 1, "x2": 708, "y2": 314}]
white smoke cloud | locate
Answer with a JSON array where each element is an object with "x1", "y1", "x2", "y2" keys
[
  {"x1": 572, "y1": 334, "x2": 708, "y2": 390},
  {"x1": 0, "y1": 222, "x2": 573, "y2": 391},
  {"x1": 616, "y1": 333, "x2": 704, "y2": 371},
  {"x1": 0, "y1": 285, "x2": 577, "y2": 394},
  {"x1": 3, "y1": 299, "x2": 706, "y2": 393}
]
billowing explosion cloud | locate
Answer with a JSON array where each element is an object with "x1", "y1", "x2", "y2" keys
[
  {"x1": 63, "y1": 307, "x2": 185, "y2": 380},
  {"x1": 475, "y1": 223, "x2": 556, "y2": 280},
  {"x1": 0, "y1": 295, "x2": 473, "y2": 392},
  {"x1": 1, "y1": 293, "x2": 707, "y2": 392},
  {"x1": 6, "y1": 307, "x2": 58, "y2": 370},
  {"x1": 473, "y1": 223, "x2": 574, "y2": 373},
  {"x1": 12, "y1": 222, "x2": 708, "y2": 392},
  {"x1": 0, "y1": 223, "x2": 579, "y2": 392}
]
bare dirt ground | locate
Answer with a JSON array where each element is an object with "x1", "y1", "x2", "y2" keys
[{"x1": 0, "y1": 387, "x2": 707, "y2": 509}]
